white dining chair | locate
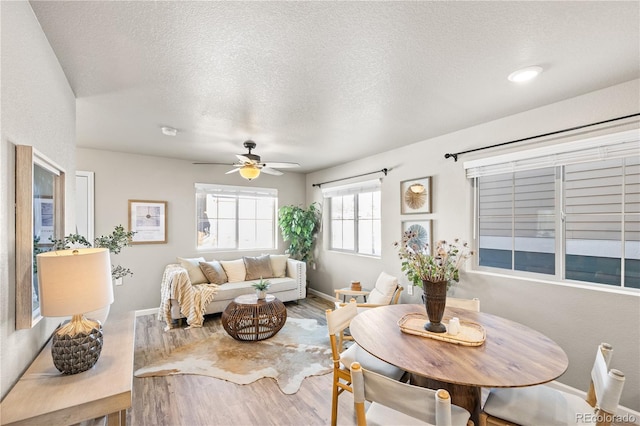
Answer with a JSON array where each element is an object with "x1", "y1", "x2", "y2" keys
[
  {"x1": 447, "y1": 297, "x2": 480, "y2": 312},
  {"x1": 480, "y1": 342, "x2": 625, "y2": 426},
  {"x1": 351, "y1": 361, "x2": 472, "y2": 426},
  {"x1": 326, "y1": 301, "x2": 405, "y2": 426}
]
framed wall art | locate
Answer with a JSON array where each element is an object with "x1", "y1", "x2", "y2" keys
[
  {"x1": 402, "y1": 220, "x2": 432, "y2": 253},
  {"x1": 400, "y1": 176, "x2": 431, "y2": 214},
  {"x1": 15, "y1": 145, "x2": 65, "y2": 329},
  {"x1": 129, "y1": 200, "x2": 167, "y2": 244}
]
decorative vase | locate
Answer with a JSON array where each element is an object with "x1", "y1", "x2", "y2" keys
[
  {"x1": 422, "y1": 280, "x2": 447, "y2": 333},
  {"x1": 256, "y1": 290, "x2": 267, "y2": 300}
]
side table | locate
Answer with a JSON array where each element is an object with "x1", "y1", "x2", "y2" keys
[
  {"x1": 222, "y1": 294, "x2": 287, "y2": 341},
  {"x1": 0, "y1": 311, "x2": 136, "y2": 426},
  {"x1": 335, "y1": 287, "x2": 371, "y2": 303}
]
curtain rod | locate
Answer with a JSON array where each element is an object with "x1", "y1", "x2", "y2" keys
[
  {"x1": 444, "y1": 112, "x2": 640, "y2": 162},
  {"x1": 312, "y1": 168, "x2": 389, "y2": 188}
]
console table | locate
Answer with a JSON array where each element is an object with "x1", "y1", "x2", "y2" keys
[{"x1": 0, "y1": 311, "x2": 136, "y2": 426}]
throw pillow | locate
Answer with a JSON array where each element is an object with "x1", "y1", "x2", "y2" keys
[
  {"x1": 243, "y1": 255, "x2": 274, "y2": 280},
  {"x1": 269, "y1": 254, "x2": 289, "y2": 278},
  {"x1": 220, "y1": 259, "x2": 247, "y2": 282},
  {"x1": 367, "y1": 272, "x2": 398, "y2": 305},
  {"x1": 199, "y1": 260, "x2": 228, "y2": 285},
  {"x1": 177, "y1": 256, "x2": 208, "y2": 285}
]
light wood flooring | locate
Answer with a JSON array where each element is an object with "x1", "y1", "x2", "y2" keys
[{"x1": 130, "y1": 295, "x2": 357, "y2": 426}]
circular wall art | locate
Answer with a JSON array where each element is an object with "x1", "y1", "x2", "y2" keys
[{"x1": 400, "y1": 177, "x2": 432, "y2": 214}]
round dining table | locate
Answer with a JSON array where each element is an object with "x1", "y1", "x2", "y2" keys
[{"x1": 349, "y1": 303, "x2": 569, "y2": 424}]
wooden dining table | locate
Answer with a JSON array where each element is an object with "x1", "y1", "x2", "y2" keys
[{"x1": 349, "y1": 304, "x2": 569, "y2": 425}]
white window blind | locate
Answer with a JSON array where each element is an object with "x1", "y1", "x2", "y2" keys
[
  {"x1": 195, "y1": 183, "x2": 277, "y2": 198},
  {"x1": 464, "y1": 129, "x2": 639, "y2": 178},
  {"x1": 321, "y1": 178, "x2": 381, "y2": 198}
]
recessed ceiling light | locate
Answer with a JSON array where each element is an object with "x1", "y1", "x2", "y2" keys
[
  {"x1": 161, "y1": 126, "x2": 178, "y2": 136},
  {"x1": 508, "y1": 66, "x2": 543, "y2": 83}
]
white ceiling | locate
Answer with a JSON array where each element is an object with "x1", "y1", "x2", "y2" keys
[{"x1": 29, "y1": 1, "x2": 639, "y2": 173}]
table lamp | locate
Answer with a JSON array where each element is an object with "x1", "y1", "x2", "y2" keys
[{"x1": 37, "y1": 248, "x2": 114, "y2": 375}]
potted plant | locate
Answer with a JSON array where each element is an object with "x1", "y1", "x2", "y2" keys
[
  {"x1": 51, "y1": 225, "x2": 135, "y2": 281},
  {"x1": 252, "y1": 277, "x2": 271, "y2": 299},
  {"x1": 394, "y1": 231, "x2": 473, "y2": 333},
  {"x1": 278, "y1": 202, "x2": 321, "y2": 265}
]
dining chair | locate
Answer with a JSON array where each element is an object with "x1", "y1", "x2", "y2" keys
[
  {"x1": 480, "y1": 342, "x2": 625, "y2": 426},
  {"x1": 325, "y1": 301, "x2": 405, "y2": 426},
  {"x1": 351, "y1": 361, "x2": 472, "y2": 426},
  {"x1": 447, "y1": 297, "x2": 480, "y2": 312}
]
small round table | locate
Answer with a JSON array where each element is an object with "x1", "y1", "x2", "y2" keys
[
  {"x1": 335, "y1": 287, "x2": 371, "y2": 302},
  {"x1": 221, "y1": 294, "x2": 287, "y2": 341}
]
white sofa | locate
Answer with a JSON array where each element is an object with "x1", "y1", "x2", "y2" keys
[{"x1": 166, "y1": 256, "x2": 306, "y2": 323}]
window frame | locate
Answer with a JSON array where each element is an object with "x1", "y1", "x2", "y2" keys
[
  {"x1": 466, "y1": 129, "x2": 640, "y2": 293},
  {"x1": 195, "y1": 183, "x2": 278, "y2": 251},
  {"x1": 323, "y1": 179, "x2": 382, "y2": 257}
]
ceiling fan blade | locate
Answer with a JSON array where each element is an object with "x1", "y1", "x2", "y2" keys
[
  {"x1": 262, "y1": 162, "x2": 300, "y2": 169},
  {"x1": 225, "y1": 168, "x2": 240, "y2": 174},
  {"x1": 260, "y1": 167, "x2": 284, "y2": 176},
  {"x1": 193, "y1": 162, "x2": 235, "y2": 165}
]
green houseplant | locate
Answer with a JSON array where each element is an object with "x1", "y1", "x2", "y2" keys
[
  {"x1": 278, "y1": 202, "x2": 321, "y2": 265},
  {"x1": 51, "y1": 225, "x2": 135, "y2": 280},
  {"x1": 252, "y1": 278, "x2": 271, "y2": 299}
]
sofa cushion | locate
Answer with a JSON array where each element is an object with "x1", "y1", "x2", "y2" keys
[
  {"x1": 269, "y1": 254, "x2": 289, "y2": 278},
  {"x1": 243, "y1": 255, "x2": 273, "y2": 280},
  {"x1": 368, "y1": 272, "x2": 398, "y2": 305},
  {"x1": 177, "y1": 256, "x2": 208, "y2": 285},
  {"x1": 199, "y1": 260, "x2": 228, "y2": 284},
  {"x1": 213, "y1": 277, "x2": 297, "y2": 301},
  {"x1": 220, "y1": 259, "x2": 247, "y2": 282}
]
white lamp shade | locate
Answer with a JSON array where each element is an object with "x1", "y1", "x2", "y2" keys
[{"x1": 37, "y1": 248, "x2": 114, "y2": 317}]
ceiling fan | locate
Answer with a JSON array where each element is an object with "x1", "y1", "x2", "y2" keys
[{"x1": 194, "y1": 140, "x2": 300, "y2": 181}]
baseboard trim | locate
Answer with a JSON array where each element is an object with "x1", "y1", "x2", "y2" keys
[
  {"x1": 135, "y1": 308, "x2": 158, "y2": 317},
  {"x1": 308, "y1": 288, "x2": 334, "y2": 302}
]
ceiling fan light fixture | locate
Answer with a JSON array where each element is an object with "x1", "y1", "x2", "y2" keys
[
  {"x1": 239, "y1": 165, "x2": 261, "y2": 181},
  {"x1": 508, "y1": 66, "x2": 543, "y2": 83}
]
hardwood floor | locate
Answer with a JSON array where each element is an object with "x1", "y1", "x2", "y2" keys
[{"x1": 130, "y1": 295, "x2": 357, "y2": 426}]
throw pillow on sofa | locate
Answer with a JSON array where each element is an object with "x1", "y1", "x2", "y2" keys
[
  {"x1": 243, "y1": 255, "x2": 273, "y2": 280},
  {"x1": 220, "y1": 259, "x2": 247, "y2": 282},
  {"x1": 199, "y1": 260, "x2": 228, "y2": 284},
  {"x1": 268, "y1": 254, "x2": 289, "y2": 278},
  {"x1": 177, "y1": 256, "x2": 208, "y2": 285}
]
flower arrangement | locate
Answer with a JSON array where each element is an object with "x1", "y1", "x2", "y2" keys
[{"x1": 394, "y1": 230, "x2": 474, "y2": 288}]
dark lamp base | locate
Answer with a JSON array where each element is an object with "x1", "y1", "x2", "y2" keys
[{"x1": 51, "y1": 315, "x2": 103, "y2": 375}]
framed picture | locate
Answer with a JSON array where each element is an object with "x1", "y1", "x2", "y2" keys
[
  {"x1": 400, "y1": 176, "x2": 432, "y2": 214},
  {"x1": 15, "y1": 145, "x2": 65, "y2": 329},
  {"x1": 128, "y1": 200, "x2": 167, "y2": 244},
  {"x1": 402, "y1": 220, "x2": 432, "y2": 253}
]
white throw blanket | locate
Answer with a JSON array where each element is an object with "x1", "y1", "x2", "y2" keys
[{"x1": 158, "y1": 264, "x2": 219, "y2": 329}]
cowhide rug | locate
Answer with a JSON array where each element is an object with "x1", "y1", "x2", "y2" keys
[{"x1": 134, "y1": 317, "x2": 332, "y2": 394}]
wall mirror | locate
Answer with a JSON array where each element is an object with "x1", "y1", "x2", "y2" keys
[{"x1": 15, "y1": 145, "x2": 65, "y2": 329}]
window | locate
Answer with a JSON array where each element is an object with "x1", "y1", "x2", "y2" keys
[
  {"x1": 323, "y1": 179, "x2": 381, "y2": 256},
  {"x1": 195, "y1": 183, "x2": 277, "y2": 250},
  {"x1": 466, "y1": 129, "x2": 639, "y2": 290}
]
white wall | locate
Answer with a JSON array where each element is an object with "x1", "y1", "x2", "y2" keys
[
  {"x1": 0, "y1": 1, "x2": 76, "y2": 399},
  {"x1": 306, "y1": 79, "x2": 640, "y2": 411},
  {"x1": 76, "y1": 149, "x2": 307, "y2": 315}
]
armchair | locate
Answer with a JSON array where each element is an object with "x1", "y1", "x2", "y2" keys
[{"x1": 335, "y1": 272, "x2": 403, "y2": 310}]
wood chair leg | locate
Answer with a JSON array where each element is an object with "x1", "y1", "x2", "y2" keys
[{"x1": 331, "y1": 375, "x2": 339, "y2": 426}]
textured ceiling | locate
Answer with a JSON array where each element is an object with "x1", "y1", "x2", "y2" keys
[{"x1": 29, "y1": 1, "x2": 640, "y2": 173}]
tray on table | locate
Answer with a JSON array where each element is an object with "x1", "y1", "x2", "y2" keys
[{"x1": 397, "y1": 312, "x2": 486, "y2": 346}]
